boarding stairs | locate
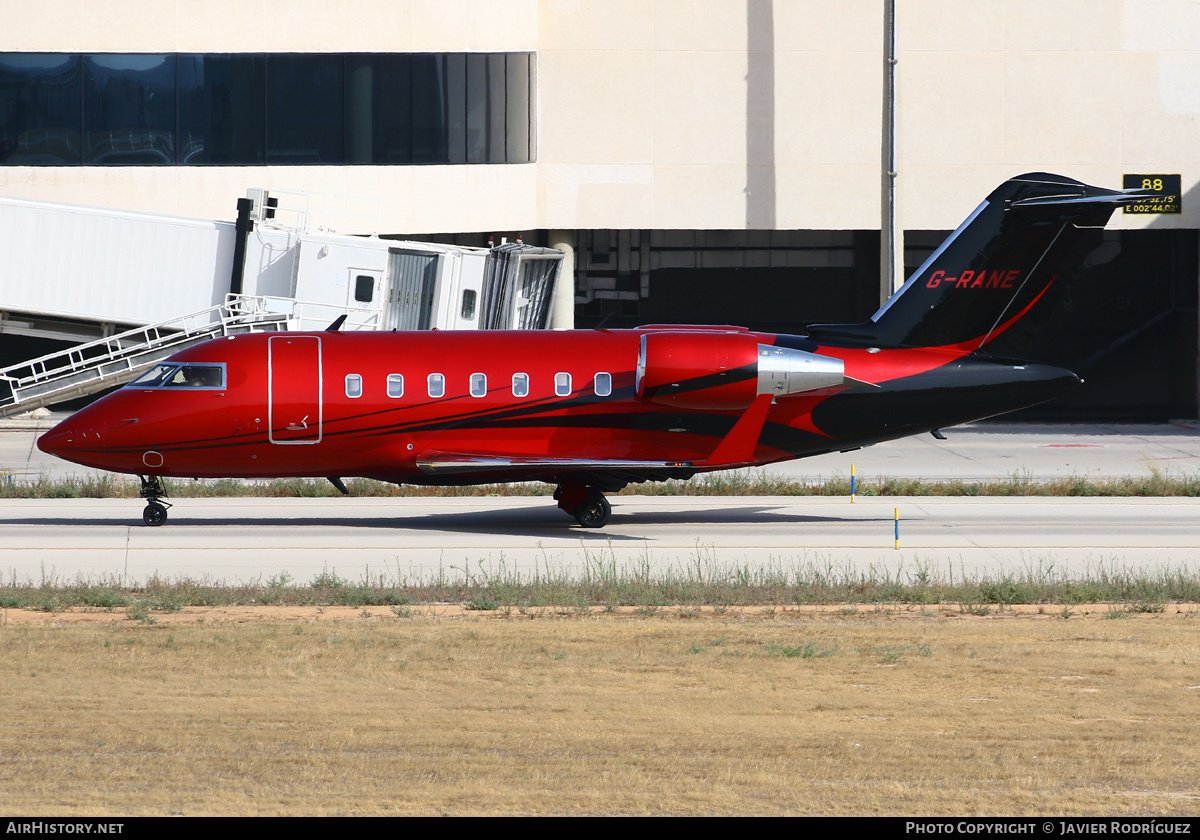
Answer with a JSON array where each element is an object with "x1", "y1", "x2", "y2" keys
[{"x1": 0, "y1": 294, "x2": 377, "y2": 417}]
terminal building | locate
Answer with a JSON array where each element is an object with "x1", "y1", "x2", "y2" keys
[{"x1": 1, "y1": 0, "x2": 1198, "y2": 420}]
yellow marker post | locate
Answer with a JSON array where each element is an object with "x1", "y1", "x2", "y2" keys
[
  {"x1": 850, "y1": 464, "x2": 856, "y2": 503},
  {"x1": 894, "y1": 507, "x2": 900, "y2": 550}
]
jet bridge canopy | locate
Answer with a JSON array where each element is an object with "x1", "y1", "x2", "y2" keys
[{"x1": 480, "y1": 242, "x2": 563, "y2": 330}]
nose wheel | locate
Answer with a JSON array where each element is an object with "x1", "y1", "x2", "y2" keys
[
  {"x1": 138, "y1": 475, "x2": 172, "y2": 527},
  {"x1": 142, "y1": 501, "x2": 169, "y2": 527},
  {"x1": 554, "y1": 482, "x2": 612, "y2": 528}
]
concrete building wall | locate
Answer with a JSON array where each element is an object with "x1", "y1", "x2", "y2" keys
[
  {"x1": 900, "y1": 0, "x2": 1200, "y2": 231},
  {"x1": 1, "y1": 0, "x2": 539, "y2": 53},
  {"x1": 0, "y1": 0, "x2": 1197, "y2": 233}
]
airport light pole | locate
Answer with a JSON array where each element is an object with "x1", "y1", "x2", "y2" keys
[{"x1": 881, "y1": 0, "x2": 902, "y2": 306}]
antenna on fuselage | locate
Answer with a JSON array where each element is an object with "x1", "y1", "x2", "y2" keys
[{"x1": 326, "y1": 314, "x2": 348, "y2": 332}]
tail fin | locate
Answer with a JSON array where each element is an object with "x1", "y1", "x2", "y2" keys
[{"x1": 806, "y1": 173, "x2": 1153, "y2": 350}]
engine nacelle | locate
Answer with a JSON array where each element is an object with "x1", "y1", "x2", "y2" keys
[
  {"x1": 636, "y1": 332, "x2": 846, "y2": 410},
  {"x1": 636, "y1": 331, "x2": 760, "y2": 410}
]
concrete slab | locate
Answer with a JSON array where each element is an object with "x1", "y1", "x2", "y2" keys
[
  {"x1": 2, "y1": 495, "x2": 1197, "y2": 586},
  {"x1": 777, "y1": 421, "x2": 1200, "y2": 483}
]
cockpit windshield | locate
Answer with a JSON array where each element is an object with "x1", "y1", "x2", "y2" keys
[
  {"x1": 130, "y1": 364, "x2": 179, "y2": 387},
  {"x1": 129, "y1": 363, "x2": 225, "y2": 390}
]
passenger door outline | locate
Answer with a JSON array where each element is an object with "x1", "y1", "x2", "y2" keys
[{"x1": 268, "y1": 335, "x2": 322, "y2": 444}]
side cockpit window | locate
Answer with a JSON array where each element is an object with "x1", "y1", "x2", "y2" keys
[{"x1": 130, "y1": 363, "x2": 225, "y2": 390}]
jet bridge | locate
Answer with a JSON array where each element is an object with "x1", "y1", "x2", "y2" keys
[{"x1": 0, "y1": 190, "x2": 565, "y2": 413}]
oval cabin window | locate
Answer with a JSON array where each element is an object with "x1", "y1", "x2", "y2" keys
[
  {"x1": 512, "y1": 372, "x2": 529, "y2": 397},
  {"x1": 428, "y1": 373, "x2": 445, "y2": 398},
  {"x1": 469, "y1": 373, "x2": 487, "y2": 397}
]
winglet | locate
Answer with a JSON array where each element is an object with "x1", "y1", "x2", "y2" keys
[
  {"x1": 326, "y1": 314, "x2": 348, "y2": 332},
  {"x1": 700, "y1": 393, "x2": 774, "y2": 467}
]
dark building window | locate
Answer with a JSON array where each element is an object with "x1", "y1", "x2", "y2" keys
[
  {"x1": 445, "y1": 54, "x2": 467, "y2": 164},
  {"x1": 178, "y1": 54, "x2": 265, "y2": 164},
  {"x1": 83, "y1": 54, "x2": 176, "y2": 164},
  {"x1": 465, "y1": 53, "x2": 489, "y2": 164},
  {"x1": 0, "y1": 52, "x2": 535, "y2": 166},
  {"x1": 266, "y1": 54, "x2": 344, "y2": 164},
  {"x1": 411, "y1": 54, "x2": 448, "y2": 164},
  {"x1": 347, "y1": 53, "x2": 411, "y2": 164},
  {"x1": 0, "y1": 54, "x2": 82, "y2": 164}
]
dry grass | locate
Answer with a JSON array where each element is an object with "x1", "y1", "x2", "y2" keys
[
  {"x1": 2, "y1": 606, "x2": 1198, "y2": 816},
  {"x1": 7, "y1": 554, "x2": 1199, "y2": 611},
  {"x1": 7, "y1": 466, "x2": 1200, "y2": 499}
]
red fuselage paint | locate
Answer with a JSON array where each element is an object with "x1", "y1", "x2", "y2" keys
[{"x1": 37, "y1": 327, "x2": 1076, "y2": 487}]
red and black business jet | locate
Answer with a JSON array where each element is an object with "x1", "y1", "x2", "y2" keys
[{"x1": 38, "y1": 173, "x2": 1149, "y2": 528}]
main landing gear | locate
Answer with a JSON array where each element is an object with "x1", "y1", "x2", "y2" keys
[
  {"x1": 139, "y1": 475, "x2": 172, "y2": 527},
  {"x1": 554, "y1": 481, "x2": 611, "y2": 528}
]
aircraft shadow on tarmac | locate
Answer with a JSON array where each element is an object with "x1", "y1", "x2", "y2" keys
[{"x1": 8, "y1": 504, "x2": 874, "y2": 540}]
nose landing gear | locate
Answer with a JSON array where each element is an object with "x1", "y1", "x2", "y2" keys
[
  {"x1": 554, "y1": 481, "x2": 612, "y2": 528},
  {"x1": 139, "y1": 475, "x2": 171, "y2": 526}
]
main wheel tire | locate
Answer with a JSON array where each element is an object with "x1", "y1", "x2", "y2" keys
[
  {"x1": 143, "y1": 502, "x2": 168, "y2": 527},
  {"x1": 572, "y1": 492, "x2": 611, "y2": 528}
]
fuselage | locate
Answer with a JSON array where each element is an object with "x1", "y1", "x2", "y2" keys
[{"x1": 37, "y1": 327, "x2": 1078, "y2": 486}]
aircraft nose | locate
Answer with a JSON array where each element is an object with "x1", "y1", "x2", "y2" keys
[
  {"x1": 36, "y1": 426, "x2": 66, "y2": 456},
  {"x1": 37, "y1": 412, "x2": 101, "y2": 458}
]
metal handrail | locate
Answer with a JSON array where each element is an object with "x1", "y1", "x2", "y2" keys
[
  {"x1": 0, "y1": 295, "x2": 264, "y2": 391},
  {"x1": 0, "y1": 293, "x2": 382, "y2": 396},
  {"x1": 1, "y1": 303, "x2": 226, "y2": 388}
]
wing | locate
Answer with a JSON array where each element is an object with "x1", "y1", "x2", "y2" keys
[
  {"x1": 414, "y1": 392, "x2": 777, "y2": 486},
  {"x1": 416, "y1": 453, "x2": 697, "y2": 475}
]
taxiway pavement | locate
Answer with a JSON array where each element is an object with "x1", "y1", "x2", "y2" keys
[{"x1": 2, "y1": 495, "x2": 1198, "y2": 585}]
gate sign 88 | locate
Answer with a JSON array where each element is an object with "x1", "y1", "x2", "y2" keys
[{"x1": 1122, "y1": 173, "x2": 1182, "y2": 214}]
